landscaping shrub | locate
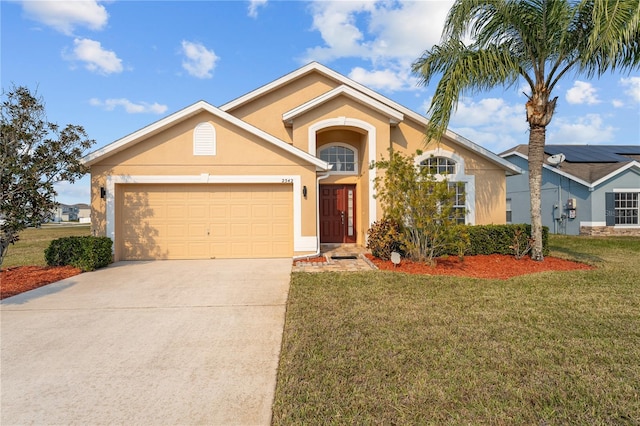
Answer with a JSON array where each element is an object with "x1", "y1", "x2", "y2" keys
[
  {"x1": 373, "y1": 149, "x2": 468, "y2": 264},
  {"x1": 367, "y1": 219, "x2": 406, "y2": 260},
  {"x1": 45, "y1": 236, "x2": 113, "y2": 271},
  {"x1": 462, "y1": 224, "x2": 549, "y2": 256}
]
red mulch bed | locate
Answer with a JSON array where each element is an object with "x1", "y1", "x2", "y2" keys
[
  {"x1": 1, "y1": 266, "x2": 82, "y2": 300},
  {"x1": 366, "y1": 253, "x2": 594, "y2": 280}
]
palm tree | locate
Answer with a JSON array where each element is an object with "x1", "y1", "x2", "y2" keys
[{"x1": 412, "y1": 0, "x2": 639, "y2": 260}]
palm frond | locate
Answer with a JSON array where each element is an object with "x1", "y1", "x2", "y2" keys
[{"x1": 412, "y1": 41, "x2": 520, "y2": 140}]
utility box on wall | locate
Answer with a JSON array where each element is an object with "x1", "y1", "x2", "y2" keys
[{"x1": 567, "y1": 198, "x2": 577, "y2": 219}]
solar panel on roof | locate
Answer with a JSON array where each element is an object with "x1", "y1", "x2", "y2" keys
[{"x1": 544, "y1": 145, "x2": 636, "y2": 163}]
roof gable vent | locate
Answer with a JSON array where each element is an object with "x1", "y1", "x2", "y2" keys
[{"x1": 193, "y1": 122, "x2": 216, "y2": 156}]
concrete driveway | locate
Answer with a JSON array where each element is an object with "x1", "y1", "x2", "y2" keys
[{"x1": 1, "y1": 259, "x2": 292, "y2": 425}]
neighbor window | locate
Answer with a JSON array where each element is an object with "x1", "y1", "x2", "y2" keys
[
  {"x1": 319, "y1": 144, "x2": 358, "y2": 174},
  {"x1": 614, "y1": 192, "x2": 639, "y2": 225},
  {"x1": 506, "y1": 198, "x2": 512, "y2": 223}
]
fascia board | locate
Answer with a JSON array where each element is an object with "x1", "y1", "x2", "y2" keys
[
  {"x1": 220, "y1": 62, "x2": 320, "y2": 112},
  {"x1": 591, "y1": 161, "x2": 640, "y2": 188},
  {"x1": 282, "y1": 85, "x2": 404, "y2": 125},
  {"x1": 83, "y1": 100, "x2": 331, "y2": 171}
]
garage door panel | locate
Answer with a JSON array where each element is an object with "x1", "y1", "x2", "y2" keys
[
  {"x1": 230, "y1": 205, "x2": 250, "y2": 218},
  {"x1": 120, "y1": 183, "x2": 293, "y2": 260},
  {"x1": 167, "y1": 224, "x2": 186, "y2": 238}
]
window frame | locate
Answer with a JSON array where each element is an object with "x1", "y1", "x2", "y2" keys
[
  {"x1": 420, "y1": 156, "x2": 457, "y2": 175},
  {"x1": 614, "y1": 191, "x2": 639, "y2": 225},
  {"x1": 318, "y1": 142, "x2": 359, "y2": 175}
]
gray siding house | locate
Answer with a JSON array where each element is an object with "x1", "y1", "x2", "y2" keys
[{"x1": 501, "y1": 145, "x2": 640, "y2": 236}]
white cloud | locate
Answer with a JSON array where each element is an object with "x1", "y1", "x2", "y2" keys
[
  {"x1": 248, "y1": 0, "x2": 268, "y2": 18},
  {"x1": 612, "y1": 99, "x2": 624, "y2": 108},
  {"x1": 444, "y1": 97, "x2": 529, "y2": 153},
  {"x1": 548, "y1": 114, "x2": 615, "y2": 144},
  {"x1": 566, "y1": 81, "x2": 600, "y2": 105},
  {"x1": 620, "y1": 76, "x2": 640, "y2": 103},
  {"x1": 21, "y1": 0, "x2": 108, "y2": 35},
  {"x1": 302, "y1": 0, "x2": 453, "y2": 92},
  {"x1": 90, "y1": 98, "x2": 168, "y2": 114},
  {"x1": 304, "y1": 0, "x2": 452, "y2": 64},
  {"x1": 67, "y1": 38, "x2": 123, "y2": 74},
  {"x1": 348, "y1": 65, "x2": 418, "y2": 92},
  {"x1": 180, "y1": 41, "x2": 218, "y2": 79}
]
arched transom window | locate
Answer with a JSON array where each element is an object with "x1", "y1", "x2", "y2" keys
[
  {"x1": 419, "y1": 156, "x2": 456, "y2": 175},
  {"x1": 319, "y1": 144, "x2": 358, "y2": 174}
]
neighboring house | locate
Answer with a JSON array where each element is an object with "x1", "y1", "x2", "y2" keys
[
  {"x1": 83, "y1": 62, "x2": 521, "y2": 261},
  {"x1": 75, "y1": 203, "x2": 91, "y2": 219},
  {"x1": 501, "y1": 144, "x2": 640, "y2": 236},
  {"x1": 51, "y1": 204, "x2": 79, "y2": 222},
  {"x1": 75, "y1": 203, "x2": 91, "y2": 224}
]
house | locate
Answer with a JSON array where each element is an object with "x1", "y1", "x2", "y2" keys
[
  {"x1": 500, "y1": 144, "x2": 640, "y2": 236},
  {"x1": 51, "y1": 204, "x2": 79, "y2": 222},
  {"x1": 83, "y1": 62, "x2": 521, "y2": 261}
]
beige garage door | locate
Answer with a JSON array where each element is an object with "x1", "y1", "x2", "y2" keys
[{"x1": 118, "y1": 184, "x2": 293, "y2": 260}]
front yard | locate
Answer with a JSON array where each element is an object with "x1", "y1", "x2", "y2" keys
[{"x1": 273, "y1": 235, "x2": 640, "y2": 424}]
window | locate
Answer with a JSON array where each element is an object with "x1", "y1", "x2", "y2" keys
[
  {"x1": 420, "y1": 156, "x2": 456, "y2": 175},
  {"x1": 615, "y1": 192, "x2": 639, "y2": 225},
  {"x1": 506, "y1": 198, "x2": 512, "y2": 223},
  {"x1": 449, "y1": 182, "x2": 466, "y2": 224},
  {"x1": 606, "y1": 191, "x2": 640, "y2": 226},
  {"x1": 193, "y1": 122, "x2": 216, "y2": 156},
  {"x1": 319, "y1": 144, "x2": 358, "y2": 174}
]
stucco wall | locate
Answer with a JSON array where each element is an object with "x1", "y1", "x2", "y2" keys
[{"x1": 90, "y1": 111, "x2": 318, "y2": 239}]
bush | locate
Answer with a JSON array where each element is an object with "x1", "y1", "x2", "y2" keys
[
  {"x1": 462, "y1": 224, "x2": 549, "y2": 257},
  {"x1": 45, "y1": 236, "x2": 113, "y2": 271},
  {"x1": 367, "y1": 219, "x2": 406, "y2": 260}
]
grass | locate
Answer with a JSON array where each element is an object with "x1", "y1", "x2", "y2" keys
[
  {"x1": 1, "y1": 224, "x2": 91, "y2": 268},
  {"x1": 273, "y1": 235, "x2": 640, "y2": 425}
]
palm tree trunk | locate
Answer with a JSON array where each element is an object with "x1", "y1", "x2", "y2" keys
[{"x1": 528, "y1": 125, "x2": 546, "y2": 261}]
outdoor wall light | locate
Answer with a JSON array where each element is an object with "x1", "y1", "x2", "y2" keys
[
  {"x1": 303, "y1": 185, "x2": 307, "y2": 198},
  {"x1": 100, "y1": 187, "x2": 106, "y2": 199}
]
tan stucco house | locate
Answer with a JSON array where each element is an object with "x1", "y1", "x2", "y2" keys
[{"x1": 83, "y1": 62, "x2": 521, "y2": 261}]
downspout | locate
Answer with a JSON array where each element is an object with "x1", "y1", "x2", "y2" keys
[{"x1": 292, "y1": 171, "x2": 331, "y2": 260}]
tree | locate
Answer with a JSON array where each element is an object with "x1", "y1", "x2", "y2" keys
[
  {"x1": 374, "y1": 149, "x2": 468, "y2": 265},
  {"x1": 1, "y1": 85, "x2": 94, "y2": 265},
  {"x1": 412, "y1": 0, "x2": 640, "y2": 260}
]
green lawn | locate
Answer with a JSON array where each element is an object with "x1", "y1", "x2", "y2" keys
[
  {"x1": 1, "y1": 225, "x2": 91, "y2": 268},
  {"x1": 273, "y1": 235, "x2": 640, "y2": 425}
]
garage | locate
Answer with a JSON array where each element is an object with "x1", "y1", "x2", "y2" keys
[{"x1": 117, "y1": 183, "x2": 293, "y2": 260}]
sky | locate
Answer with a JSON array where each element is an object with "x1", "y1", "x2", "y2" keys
[{"x1": 2, "y1": 0, "x2": 639, "y2": 205}]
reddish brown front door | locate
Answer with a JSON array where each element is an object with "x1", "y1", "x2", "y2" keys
[{"x1": 320, "y1": 184, "x2": 356, "y2": 243}]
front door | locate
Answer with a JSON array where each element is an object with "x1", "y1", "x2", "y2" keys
[{"x1": 320, "y1": 184, "x2": 357, "y2": 243}]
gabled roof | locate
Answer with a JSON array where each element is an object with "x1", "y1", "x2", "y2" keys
[
  {"x1": 282, "y1": 85, "x2": 404, "y2": 127},
  {"x1": 221, "y1": 62, "x2": 522, "y2": 176},
  {"x1": 82, "y1": 100, "x2": 331, "y2": 171},
  {"x1": 500, "y1": 144, "x2": 640, "y2": 188}
]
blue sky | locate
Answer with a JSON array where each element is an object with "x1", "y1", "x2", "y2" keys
[{"x1": 2, "y1": 0, "x2": 639, "y2": 205}]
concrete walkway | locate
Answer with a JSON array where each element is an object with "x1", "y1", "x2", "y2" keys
[{"x1": 1, "y1": 259, "x2": 292, "y2": 425}]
